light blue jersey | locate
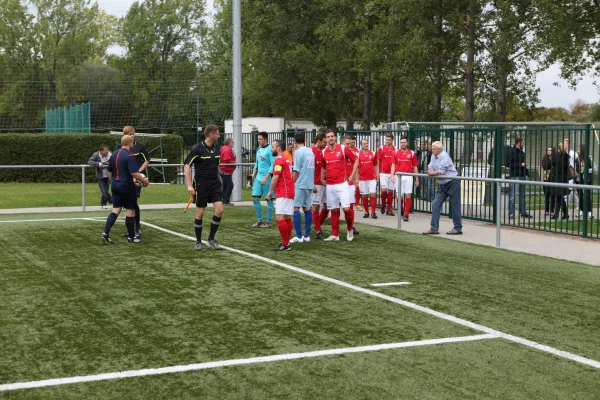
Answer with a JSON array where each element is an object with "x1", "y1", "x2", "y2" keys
[
  {"x1": 254, "y1": 145, "x2": 275, "y2": 179},
  {"x1": 292, "y1": 146, "x2": 315, "y2": 190}
]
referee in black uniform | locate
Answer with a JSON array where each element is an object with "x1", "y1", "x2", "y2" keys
[
  {"x1": 121, "y1": 126, "x2": 150, "y2": 238},
  {"x1": 184, "y1": 125, "x2": 225, "y2": 250}
]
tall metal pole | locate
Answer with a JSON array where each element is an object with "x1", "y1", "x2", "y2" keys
[
  {"x1": 196, "y1": 80, "x2": 200, "y2": 145},
  {"x1": 232, "y1": 0, "x2": 243, "y2": 202}
]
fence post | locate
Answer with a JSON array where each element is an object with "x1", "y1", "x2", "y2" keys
[
  {"x1": 496, "y1": 181, "x2": 501, "y2": 247},
  {"x1": 493, "y1": 126, "x2": 503, "y2": 224},
  {"x1": 396, "y1": 174, "x2": 401, "y2": 230},
  {"x1": 81, "y1": 166, "x2": 86, "y2": 212},
  {"x1": 583, "y1": 124, "x2": 591, "y2": 238}
]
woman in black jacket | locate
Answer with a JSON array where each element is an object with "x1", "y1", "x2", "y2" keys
[
  {"x1": 577, "y1": 145, "x2": 594, "y2": 219},
  {"x1": 550, "y1": 143, "x2": 570, "y2": 220},
  {"x1": 541, "y1": 147, "x2": 555, "y2": 216}
]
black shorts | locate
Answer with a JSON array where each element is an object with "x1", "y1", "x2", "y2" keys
[
  {"x1": 195, "y1": 179, "x2": 223, "y2": 208},
  {"x1": 135, "y1": 184, "x2": 142, "y2": 198},
  {"x1": 112, "y1": 183, "x2": 137, "y2": 210}
]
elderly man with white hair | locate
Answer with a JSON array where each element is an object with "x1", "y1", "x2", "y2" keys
[{"x1": 423, "y1": 141, "x2": 463, "y2": 235}]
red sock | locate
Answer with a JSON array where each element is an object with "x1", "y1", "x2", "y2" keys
[
  {"x1": 331, "y1": 209, "x2": 341, "y2": 236},
  {"x1": 277, "y1": 220, "x2": 289, "y2": 245},
  {"x1": 370, "y1": 196, "x2": 377, "y2": 213},
  {"x1": 286, "y1": 218, "x2": 293, "y2": 243},
  {"x1": 355, "y1": 186, "x2": 360, "y2": 205},
  {"x1": 362, "y1": 197, "x2": 369, "y2": 211},
  {"x1": 313, "y1": 209, "x2": 321, "y2": 233},
  {"x1": 344, "y1": 208, "x2": 354, "y2": 231},
  {"x1": 405, "y1": 198, "x2": 412, "y2": 216},
  {"x1": 381, "y1": 191, "x2": 387, "y2": 210},
  {"x1": 387, "y1": 192, "x2": 394, "y2": 211},
  {"x1": 319, "y1": 208, "x2": 328, "y2": 225}
]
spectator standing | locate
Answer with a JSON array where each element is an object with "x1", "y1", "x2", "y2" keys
[
  {"x1": 507, "y1": 137, "x2": 532, "y2": 219},
  {"x1": 563, "y1": 138, "x2": 580, "y2": 212},
  {"x1": 541, "y1": 147, "x2": 555, "y2": 216},
  {"x1": 550, "y1": 143, "x2": 570, "y2": 220},
  {"x1": 88, "y1": 144, "x2": 112, "y2": 209},
  {"x1": 284, "y1": 142, "x2": 295, "y2": 164},
  {"x1": 220, "y1": 138, "x2": 236, "y2": 206},
  {"x1": 576, "y1": 145, "x2": 594, "y2": 219}
]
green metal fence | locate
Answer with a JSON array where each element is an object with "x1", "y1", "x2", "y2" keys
[{"x1": 45, "y1": 102, "x2": 91, "y2": 133}]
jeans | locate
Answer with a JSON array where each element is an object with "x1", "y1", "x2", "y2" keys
[
  {"x1": 430, "y1": 179, "x2": 462, "y2": 232},
  {"x1": 98, "y1": 178, "x2": 111, "y2": 206},
  {"x1": 509, "y1": 177, "x2": 527, "y2": 216},
  {"x1": 427, "y1": 177, "x2": 435, "y2": 200},
  {"x1": 221, "y1": 173, "x2": 234, "y2": 204},
  {"x1": 543, "y1": 185, "x2": 555, "y2": 213}
]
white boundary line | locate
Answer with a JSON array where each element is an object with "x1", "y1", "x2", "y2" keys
[
  {"x1": 141, "y1": 221, "x2": 600, "y2": 370},
  {"x1": 0, "y1": 217, "x2": 98, "y2": 223},
  {"x1": 371, "y1": 282, "x2": 412, "y2": 287},
  {"x1": 0, "y1": 334, "x2": 497, "y2": 391}
]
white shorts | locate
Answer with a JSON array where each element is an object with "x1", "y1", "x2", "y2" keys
[
  {"x1": 275, "y1": 197, "x2": 294, "y2": 216},
  {"x1": 347, "y1": 183, "x2": 357, "y2": 204},
  {"x1": 359, "y1": 180, "x2": 377, "y2": 195},
  {"x1": 380, "y1": 173, "x2": 395, "y2": 191},
  {"x1": 399, "y1": 176, "x2": 414, "y2": 195},
  {"x1": 326, "y1": 182, "x2": 351, "y2": 209},
  {"x1": 312, "y1": 185, "x2": 326, "y2": 206}
]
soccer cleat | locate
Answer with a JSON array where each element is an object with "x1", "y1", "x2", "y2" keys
[
  {"x1": 261, "y1": 222, "x2": 273, "y2": 228},
  {"x1": 302, "y1": 236, "x2": 311, "y2": 243},
  {"x1": 324, "y1": 235, "x2": 339, "y2": 242},
  {"x1": 135, "y1": 229, "x2": 142, "y2": 238},
  {"x1": 273, "y1": 243, "x2": 292, "y2": 251},
  {"x1": 290, "y1": 236, "x2": 303, "y2": 244},
  {"x1": 100, "y1": 205, "x2": 106, "y2": 210},
  {"x1": 252, "y1": 220, "x2": 264, "y2": 228},
  {"x1": 386, "y1": 210, "x2": 395, "y2": 216},
  {"x1": 101, "y1": 233, "x2": 114, "y2": 244},
  {"x1": 194, "y1": 241, "x2": 202, "y2": 251},
  {"x1": 371, "y1": 213, "x2": 378, "y2": 219},
  {"x1": 128, "y1": 237, "x2": 145, "y2": 244},
  {"x1": 352, "y1": 227, "x2": 359, "y2": 235},
  {"x1": 380, "y1": 207, "x2": 385, "y2": 215},
  {"x1": 206, "y1": 240, "x2": 223, "y2": 250},
  {"x1": 347, "y1": 229, "x2": 354, "y2": 242},
  {"x1": 363, "y1": 212, "x2": 370, "y2": 218},
  {"x1": 403, "y1": 215, "x2": 409, "y2": 222},
  {"x1": 401, "y1": 209, "x2": 405, "y2": 216},
  {"x1": 120, "y1": 232, "x2": 129, "y2": 237},
  {"x1": 315, "y1": 231, "x2": 323, "y2": 240},
  {"x1": 356, "y1": 204, "x2": 364, "y2": 211}
]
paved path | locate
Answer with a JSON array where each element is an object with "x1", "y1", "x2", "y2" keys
[{"x1": 1, "y1": 202, "x2": 599, "y2": 266}]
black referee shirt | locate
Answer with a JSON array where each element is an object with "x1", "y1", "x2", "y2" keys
[
  {"x1": 131, "y1": 141, "x2": 150, "y2": 168},
  {"x1": 184, "y1": 141, "x2": 221, "y2": 180}
]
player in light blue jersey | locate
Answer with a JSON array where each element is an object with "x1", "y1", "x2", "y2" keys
[
  {"x1": 251, "y1": 131, "x2": 276, "y2": 228},
  {"x1": 289, "y1": 133, "x2": 315, "y2": 243}
]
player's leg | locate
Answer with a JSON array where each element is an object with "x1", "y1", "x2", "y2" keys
[
  {"x1": 355, "y1": 185, "x2": 363, "y2": 211},
  {"x1": 340, "y1": 183, "x2": 354, "y2": 241},
  {"x1": 324, "y1": 184, "x2": 341, "y2": 241},
  {"x1": 301, "y1": 189, "x2": 313, "y2": 241},
  {"x1": 274, "y1": 198, "x2": 293, "y2": 251},
  {"x1": 312, "y1": 186, "x2": 323, "y2": 239},
  {"x1": 205, "y1": 181, "x2": 224, "y2": 250},
  {"x1": 264, "y1": 177, "x2": 274, "y2": 227},
  {"x1": 402, "y1": 176, "x2": 414, "y2": 221},
  {"x1": 380, "y1": 174, "x2": 389, "y2": 214},
  {"x1": 347, "y1": 184, "x2": 358, "y2": 235},
  {"x1": 251, "y1": 177, "x2": 264, "y2": 226},
  {"x1": 359, "y1": 181, "x2": 369, "y2": 218},
  {"x1": 385, "y1": 176, "x2": 395, "y2": 216},
  {"x1": 125, "y1": 187, "x2": 143, "y2": 243},
  {"x1": 369, "y1": 180, "x2": 378, "y2": 218},
  {"x1": 291, "y1": 206, "x2": 303, "y2": 242},
  {"x1": 193, "y1": 184, "x2": 208, "y2": 249},
  {"x1": 102, "y1": 189, "x2": 123, "y2": 243},
  {"x1": 134, "y1": 184, "x2": 142, "y2": 236}
]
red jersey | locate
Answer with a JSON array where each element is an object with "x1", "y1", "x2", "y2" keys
[
  {"x1": 359, "y1": 150, "x2": 377, "y2": 181},
  {"x1": 395, "y1": 148, "x2": 418, "y2": 173},
  {"x1": 345, "y1": 146, "x2": 360, "y2": 185},
  {"x1": 273, "y1": 155, "x2": 294, "y2": 199},
  {"x1": 377, "y1": 145, "x2": 396, "y2": 174},
  {"x1": 312, "y1": 146, "x2": 324, "y2": 185},
  {"x1": 323, "y1": 144, "x2": 357, "y2": 185}
]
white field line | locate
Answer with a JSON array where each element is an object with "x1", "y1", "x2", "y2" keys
[
  {"x1": 0, "y1": 334, "x2": 497, "y2": 392},
  {"x1": 142, "y1": 221, "x2": 600, "y2": 370},
  {"x1": 371, "y1": 282, "x2": 412, "y2": 287},
  {"x1": 0, "y1": 217, "x2": 97, "y2": 223}
]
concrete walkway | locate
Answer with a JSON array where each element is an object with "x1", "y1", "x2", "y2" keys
[{"x1": 1, "y1": 202, "x2": 599, "y2": 266}]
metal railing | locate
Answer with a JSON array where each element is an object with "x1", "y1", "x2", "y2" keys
[
  {"x1": 396, "y1": 172, "x2": 600, "y2": 244},
  {"x1": 0, "y1": 163, "x2": 255, "y2": 212}
]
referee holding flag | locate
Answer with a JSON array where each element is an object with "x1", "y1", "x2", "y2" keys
[{"x1": 184, "y1": 125, "x2": 225, "y2": 251}]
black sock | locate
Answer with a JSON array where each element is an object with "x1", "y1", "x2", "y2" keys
[
  {"x1": 104, "y1": 212, "x2": 119, "y2": 235},
  {"x1": 194, "y1": 219, "x2": 203, "y2": 242},
  {"x1": 125, "y1": 216, "x2": 135, "y2": 239},
  {"x1": 134, "y1": 204, "x2": 141, "y2": 230},
  {"x1": 208, "y1": 216, "x2": 221, "y2": 241}
]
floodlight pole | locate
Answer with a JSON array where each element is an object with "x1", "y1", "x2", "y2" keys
[{"x1": 232, "y1": 0, "x2": 243, "y2": 202}]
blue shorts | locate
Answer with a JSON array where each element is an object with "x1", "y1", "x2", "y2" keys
[
  {"x1": 294, "y1": 188, "x2": 312, "y2": 208},
  {"x1": 252, "y1": 177, "x2": 272, "y2": 198},
  {"x1": 112, "y1": 182, "x2": 137, "y2": 210}
]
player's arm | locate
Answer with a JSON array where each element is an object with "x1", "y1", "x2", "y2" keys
[
  {"x1": 374, "y1": 157, "x2": 380, "y2": 180},
  {"x1": 321, "y1": 159, "x2": 327, "y2": 186},
  {"x1": 266, "y1": 161, "x2": 281, "y2": 200},
  {"x1": 261, "y1": 154, "x2": 275, "y2": 185},
  {"x1": 252, "y1": 151, "x2": 258, "y2": 179},
  {"x1": 183, "y1": 148, "x2": 199, "y2": 195},
  {"x1": 139, "y1": 146, "x2": 150, "y2": 172},
  {"x1": 128, "y1": 156, "x2": 149, "y2": 187},
  {"x1": 88, "y1": 152, "x2": 101, "y2": 168},
  {"x1": 390, "y1": 159, "x2": 396, "y2": 183},
  {"x1": 413, "y1": 155, "x2": 420, "y2": 187},
  {"x1": 292, "y1": 159, "x2": 300, "y2": 182}
]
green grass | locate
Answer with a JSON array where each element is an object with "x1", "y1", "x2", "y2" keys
[
  {"x1": 1, "y1": 208, "x2": 599, "y2": 398},
  {"x1": 0, "y1": 183, "x2": 255, "y2": 208}
]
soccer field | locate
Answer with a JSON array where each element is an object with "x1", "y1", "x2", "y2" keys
[{"x1": 0, "y1": 208, "x2": 599, "y2": 399}]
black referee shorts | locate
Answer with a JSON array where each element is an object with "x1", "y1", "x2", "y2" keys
[
  {"x1": 112, "y1": 183, "x2": 137, "y2": 210},
  {"x1": 195, "y1": 179, "x2": 223, "y2": 208}
]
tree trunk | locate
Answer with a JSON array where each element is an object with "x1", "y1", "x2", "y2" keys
[
  {"x1": 465, "y1": 0, "x2": 476, "y2": 122},
  {"x1": 362, "y1": 71, "x2": 371, "y2": 130},
  {"x1": 387, "y1": 79, "x2": 395, "y2": 123},
  {"x1": 495, "y1": 33, "x2": 509, "y2": 122}
]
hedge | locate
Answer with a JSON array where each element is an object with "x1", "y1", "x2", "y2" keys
[{"x1": 0, "y1": 133, "x2": 183, "y2": 183}]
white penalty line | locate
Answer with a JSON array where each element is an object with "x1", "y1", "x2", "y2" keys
[
  {"x1": 371, "y1": 282, "x2": 411, "y2": 287},
  {"x1": 0, "y1": 217, "x2": 100, "y2": 223},
  {"x1": 0, "y1": 334, "x2": 496, "y2": 392},
  {"x1": 141, "y1": 221, "x2": 600, "y2": 370}
]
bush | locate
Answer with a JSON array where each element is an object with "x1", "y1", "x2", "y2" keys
[{"x1": 0, "y1": 133, "x2": 183, "y2": 183}]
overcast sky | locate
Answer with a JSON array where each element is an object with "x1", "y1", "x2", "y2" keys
[{"x1": 99, "y1": 0, "x2": 599, "y2": 110}]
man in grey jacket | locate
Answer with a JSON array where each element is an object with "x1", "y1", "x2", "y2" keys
[{"x1": 88, "y1": 144, "x2": 112, "y2": 209}]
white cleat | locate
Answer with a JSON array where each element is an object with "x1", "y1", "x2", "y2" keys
[
  {"x1": 302, "y1": 236, "x2": 311, "y2": 243},
  {"x1": 324, "y1": 235, "x2": 339, "y2": 242},
  {"x1": 347, "y1": 229, "x2": 354, "y2": 242},
  {"x1": 289, "y1": 236, "x2": 304, "y2": 244}
]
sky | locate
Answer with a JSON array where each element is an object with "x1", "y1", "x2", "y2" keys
[{"x1": 98, "y1": 0, "x2": 599, "y2": 110}]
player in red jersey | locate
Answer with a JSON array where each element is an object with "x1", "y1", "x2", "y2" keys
[
  {"x1": 343, "y1": 135, "x2": 360, "y2": 235},
  {"x1": 377, "y1": 134, "x2": 397, "y2": 216},
  {"x1": 350, "y1": 137, "x2": 363, "y2": 212},
  {"x1": 391, "y1": 136, "x2": 419, "y2": 221},
  {"x1": 266, "y1": 140, "x2": 295, "y2": 251},
  {"x1": 322, "y1": 129, "x2": 359, "y2": 242},
  {"x1": 310, "y1": 132, "x2": 328, "y2": 239},
  {"x1": 358, "y1": 138, "x2": 379, "y2": 218}
]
